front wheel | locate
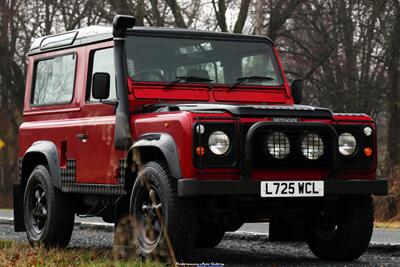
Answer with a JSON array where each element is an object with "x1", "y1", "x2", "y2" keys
[
  {"x1": 304, "y1": 195, "x2": 374, "y2": 261},
  {"x1": 130, "y1": 161, "x2": 197, "y2": 260},
  {"x1": 23, "y1": 165, "x2": 75, "y2": 248}
]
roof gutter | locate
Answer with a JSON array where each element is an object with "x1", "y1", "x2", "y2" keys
[{"x1": 113, "y1": 15, "x2": 136, "y2": 150}]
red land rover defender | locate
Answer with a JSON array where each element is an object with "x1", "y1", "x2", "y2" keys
[{"x1": 13, "y1": 15, "x2": 388, "y2": 261}]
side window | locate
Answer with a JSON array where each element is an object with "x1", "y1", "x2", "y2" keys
[
  {"x1": 90, "y1": 48, "x2": 116, "y2": 101},
  {"x1": 32, "y1": 54, "x2": 75, "y2": 105}
]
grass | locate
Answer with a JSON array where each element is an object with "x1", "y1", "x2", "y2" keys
[
  {"x1": 375, "y1": 221, "x2": 400, "y2": 229},
  {"x1": 0, "y1": 240, "x2": 164, "y2": 267}
]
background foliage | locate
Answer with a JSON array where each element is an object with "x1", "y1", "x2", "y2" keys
[{"x1": 1, "y1": 0, "x2": 399, "y2": 219}]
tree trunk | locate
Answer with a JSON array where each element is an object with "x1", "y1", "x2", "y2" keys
[
  {"x1": 212, "y1": 0, "x2": 228, "y2": 32},
  {"x1": 268, "y1": 0, "x2": 302, "y2": 41},
  {"x1": 233, "y1": 0, "x2": 251, "y2": 33},
  {"x1": 164, "y1": 0, "x2": 186, "y2": 28},
  {"x1": 387, "y1": 0, "x2": 400, "y2": 170},
  {"x1": 254, "y1": 0, "x2": 265, "y2": 35},
  {"x1": 135, "y1": 0, "x2": 145, "y2": 26}
]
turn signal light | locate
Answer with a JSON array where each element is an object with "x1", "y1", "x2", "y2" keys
[
  {"x1": 196, "y1": 146, "x2": 205, "y2": 156},
  {"x1": 364, "y1": 147, "x2": 373, "y2": 157}
]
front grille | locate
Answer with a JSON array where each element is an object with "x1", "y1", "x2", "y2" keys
[{"x1": 241, "y1": 123, "x2": 336, "y2": 172}]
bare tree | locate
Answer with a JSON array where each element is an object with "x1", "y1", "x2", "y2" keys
[{"x1": 386, "y1": 0, "x2": 400, "y2": 169}]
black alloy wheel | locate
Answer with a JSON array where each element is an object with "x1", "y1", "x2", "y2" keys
[
  {"x1": 130, "y1": 161, "x2": 197, "y2": 261},
  {"x1": 133, "y1": 179, "x2": 163, "y2": 253},
  {"x1": 23, "y1": 165, "x2": 74, "y2": 247},
  {"x1": 27, "y1": 181, "x2": 48, "y2": 238}
]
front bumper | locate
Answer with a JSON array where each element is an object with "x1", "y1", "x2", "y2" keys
[{"x1": 177, "y1": 178, "x2": 388, "y2": 197}]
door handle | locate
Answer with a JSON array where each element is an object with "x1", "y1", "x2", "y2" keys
[{"x1": 76, "y1": 133, "x2": 88, "y2": 142}]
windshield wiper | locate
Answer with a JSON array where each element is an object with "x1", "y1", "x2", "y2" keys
[
  {"x1": 166, "y1": 76, "x2": 213, "y2": 88},
  {"x1": 230, "y1": 76, "x2": 274, "y2": 89}
]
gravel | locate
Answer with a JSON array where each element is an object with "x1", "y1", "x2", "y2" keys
[{"x1": 1, "y1": 223, "x2": 399, "y2": 266}]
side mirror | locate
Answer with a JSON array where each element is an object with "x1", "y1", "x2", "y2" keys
[
  {"x1": 92, "y1": 72, "x2": 110, "y2": 100},
  {"x1": 291, "y1": 79, "x2": 303, "y2": 104}
]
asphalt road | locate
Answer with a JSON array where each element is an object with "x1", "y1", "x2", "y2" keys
[
  {"x1": 1, "y1": 209, "x2": 400, "y2": 245},
  {"x1": 1, "y1": 209, "x2": 400, "y2": 266},
  {"x1": 1, "y1": 222, "x2": 400, "y2": 266}
]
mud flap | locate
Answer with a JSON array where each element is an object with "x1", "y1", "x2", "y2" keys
[{"x1": 13, "y1": 185, "x2": 25, "y2": 231}]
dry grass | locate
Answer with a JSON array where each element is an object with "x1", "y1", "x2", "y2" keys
[
  {"x1": 0, "y1": 194, "x2": 12, "y2": 209},
  {"x1": 0, "y1": 240, "x2": 163, "y2": 267},
  {"x1": 375, "y1": 220, "x2": 400, "y2": 229},
  {"x1": 374, "y1": 167, "x2": 400, "y2": 222}
]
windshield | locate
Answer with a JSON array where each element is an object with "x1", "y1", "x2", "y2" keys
[{"x1": 125, "y1": 35, "x2": 283, "y2": 86}]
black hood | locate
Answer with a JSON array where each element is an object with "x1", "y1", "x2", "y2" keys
[{"x1": 145, "y1": 103, "x2": 333, "y2": 119}]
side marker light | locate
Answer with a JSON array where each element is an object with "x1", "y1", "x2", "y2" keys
[
  {"x1": 196, "y1": 146, "x2": 205, "y2": 156},
  {"x1": 364, "y1": 147, "x2": 373, "y2": 157}
]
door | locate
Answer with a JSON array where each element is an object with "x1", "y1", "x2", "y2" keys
[{"x1": 75, "y1": 46, "x2": 123, "y2": 185}]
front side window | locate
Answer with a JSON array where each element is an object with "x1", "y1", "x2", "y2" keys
[
  {"x1": 32, "y1": 54, "x2": 75, "y2": 105},
  {"x1": 125, "y1": 35, "x2": 282, "y2": 87},
  {"x1": 90, "y1": 48, "x2": 116, "y2": 101}
]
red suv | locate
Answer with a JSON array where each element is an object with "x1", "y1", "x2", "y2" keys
[{"x1": 13, "y1": 15, "x2": 387, "y2": 261}]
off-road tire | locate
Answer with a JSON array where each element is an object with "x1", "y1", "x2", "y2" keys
[
  {"x1": 304, "y1": 195, "x2": 373, "y2": 261},
  {"x1": 130, "y1": 161, "x2": 197, "y2": 260},
  {"x1": 23, "y1": 165, "x2": 75, "y2": 248},
  {"x1": 194, "y1": 223, "x2": 225, "y2": 248}
]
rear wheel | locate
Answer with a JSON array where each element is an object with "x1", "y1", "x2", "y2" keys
[
  {"x1": 130, "y1": 161, "x2": 197, "y2": 260},
  {"x1": 304, "y1": 195, "x2": 373, "y2": 261},
  {"x1": 23, "y1": 165, "x2": 74, "y2": 248}
]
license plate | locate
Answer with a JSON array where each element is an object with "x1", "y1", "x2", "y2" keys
[{"x1": 260, "y1": 181, "x2": 324, "y2": 197}]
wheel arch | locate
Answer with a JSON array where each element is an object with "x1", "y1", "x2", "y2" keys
[
  {"x1": 125, "y1": 133, "x2": 182, "y2": 188},
  {"x1": 21, "y1": 141, "x2": 61, "y2": 189}
]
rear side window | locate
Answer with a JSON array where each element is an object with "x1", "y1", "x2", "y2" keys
[{"x1": 32, "y1": 54, "x2": 76, "y2": 105}]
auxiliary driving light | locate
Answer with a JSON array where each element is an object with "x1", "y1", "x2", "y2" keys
[
  {"x1": 301, "y1": 133, "x2": 324, "y2": 160},
  {"x1": 265, "y1": 132, "x2": 290, "y2": 159},
  {"x1": 208, "y1": 131, "x2": 230, "y2": 155},
  {"x1": 339, "y1": 133, "x2": 357, "y2": 156}
]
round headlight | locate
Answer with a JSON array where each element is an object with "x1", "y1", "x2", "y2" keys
[
  {"x1": 208, "y1": 131, "x2": 230, "y2": 155},
  {"x1": 301, "y1": 133, "x2": 324, "y2": 160},
  {"x1": 265, "y1": 132, "x2": 290, "y2": 159},
  {"x1": 339, "y1": 133, "x2": 357, "y2": 156}
]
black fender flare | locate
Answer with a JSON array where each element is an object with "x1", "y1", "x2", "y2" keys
[
  {"x1": 128, "y1": 133, "x2": 182, "y2": 179},
  {"x1": 22, "y1": 141, "x2": 61, "y2": 189}
]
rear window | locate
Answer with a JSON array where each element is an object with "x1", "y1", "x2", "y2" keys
[{"x1": 32, "y1": 54, "x2": 76, "y2": 105}]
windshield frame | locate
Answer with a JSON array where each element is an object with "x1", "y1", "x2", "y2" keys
[{"x1": 125, "y1": 29, "x2": 284, "y2": 88}]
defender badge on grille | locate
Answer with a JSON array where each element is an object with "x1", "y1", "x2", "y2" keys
[{"x1": 272, "y1": 118, "x2": 299, "y2": 122}]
